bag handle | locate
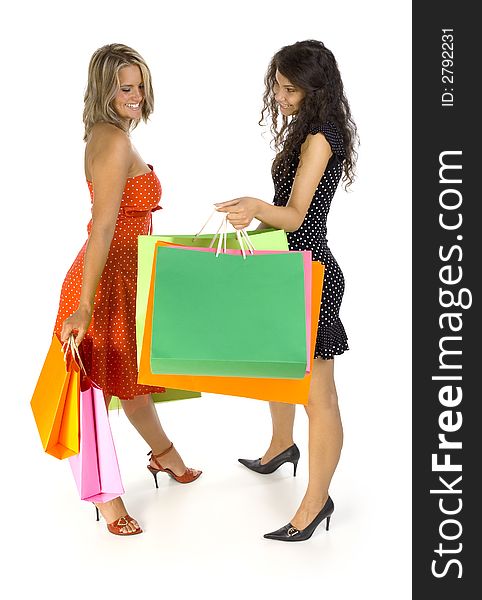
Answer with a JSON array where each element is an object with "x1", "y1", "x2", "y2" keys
[
  {"x1": 194, "y1": 210, "x2": 255, "y2": 259},
  {"x1": 62, "y1": 334, "x2": 87, "y2": 375},
  {"x1": 193, "y1": 209, "x2": 219, "y2": 241},
  {"x1": 215, "y1": 215, "x2": 255, "y2": 259}
]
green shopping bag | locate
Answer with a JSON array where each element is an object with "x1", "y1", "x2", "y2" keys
[
  {"x1": 151, "y1": 228, "x2": 288, "y2": 250},
  {"x1": 150, "y1": 245, "x2": 307, "y2": 379},
  {"x1": 136, "y1": 229, "x2": 288, "y2": 368},
  {"x1": 109, "y1": 388, "x2": 201, "y2": 410}
]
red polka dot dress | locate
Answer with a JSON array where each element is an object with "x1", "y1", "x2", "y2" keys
[{"x1": 54, "y1": 165, "x2": 166, "y2": 400}]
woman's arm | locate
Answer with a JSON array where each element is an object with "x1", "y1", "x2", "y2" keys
[
  {"x1": 256, "y1": 221, "x2": 270, "y2": 231},
  {"x1": 215, "y1": 133, "x2": 332, "y2": 232},
  {"x1": 60, "y1": 129, "x2": 131, "y2": 345}
]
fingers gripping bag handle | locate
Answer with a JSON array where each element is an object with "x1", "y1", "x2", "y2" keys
[
  {"x1": 62, "y1": 334, "x2": 87, "y2": 375},
  {"x1": 195, "y1": 210, "x2": 255, "y2": 259}
]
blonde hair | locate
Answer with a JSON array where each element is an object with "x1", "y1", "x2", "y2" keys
[{"x1": 83, "y1": 43, "x2": 154, "y2": 141}]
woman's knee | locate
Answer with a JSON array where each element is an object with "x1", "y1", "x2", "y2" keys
[
  {"x1": 305, "y1": 387, "x2": 339, "y2": 416},
  {"x1": 121, "y1": 394, "x2": 151, "y2": 417}
]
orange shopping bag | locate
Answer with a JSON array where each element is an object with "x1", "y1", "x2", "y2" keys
[
  {"x1": 138, "y1": 245, "x2": 324, "y2": 405},
  {"x1": 30, "y1": 335, "x2": 81, "y2": 459}
]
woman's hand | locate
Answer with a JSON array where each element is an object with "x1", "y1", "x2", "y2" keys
[
  {"x1": 60, "y1": 305, "x2": 92, "y2": 346},
  {"x1": 214, "y1": 197, "x2": 260, "y2": 230}
]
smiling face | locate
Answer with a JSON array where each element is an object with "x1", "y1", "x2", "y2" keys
[
  {"x1": 112, "y1": 64, "x2": 144, "y2": 122},
  {"x1": 273, "y1": 69, "x2": 306, "y2": 117}
]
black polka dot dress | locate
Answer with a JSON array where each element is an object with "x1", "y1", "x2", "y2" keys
[{"x1": 272, "y1": 121, "x2": 349, "y2": 360}]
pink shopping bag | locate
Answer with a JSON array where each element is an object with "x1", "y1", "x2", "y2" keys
[{"x1": 69, "y1": 383, "x2": 124, "y2": 503}]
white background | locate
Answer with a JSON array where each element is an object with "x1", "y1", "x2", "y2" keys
[{"x1": 1, "y1": 1, "x2": 411, "y2": 598}]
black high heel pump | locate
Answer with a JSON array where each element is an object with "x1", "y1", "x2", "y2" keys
[
  {"x1": 238, "y1": 444, "x2": 300, "y2": 476},
  {"x1": 263, "y1": 496, "x2": 334, "y2": 542}
]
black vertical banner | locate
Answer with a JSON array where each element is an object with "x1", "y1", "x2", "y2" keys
[{"x1": 413, "y1": 2, "x2": 479, "y2": 597}]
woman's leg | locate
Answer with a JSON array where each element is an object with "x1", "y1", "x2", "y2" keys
[
  {"x1": 290, "y1": 357, "x2": 343, "y2": 530},
  {"x1": 260, "y1": 402, "x2": 296, "y2": 464},
  {"x1": 94, "y1": 392, "x2": 140, "y2": 533},
  {"x1": 120, "y1": 394, "x2": 198, "y2": 476}
]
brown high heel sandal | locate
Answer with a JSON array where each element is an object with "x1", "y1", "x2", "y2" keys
[
  {"x1": 147, "y1": 442, "x2": 202, "y2": 487},
  {"x1": 94, "y1": 505, "x2": 143, "y2": 536}
]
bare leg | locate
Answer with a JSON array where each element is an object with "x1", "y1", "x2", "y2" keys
[
  {"x1": 290, "y1": 358, "x2": 343, "y2": 530},
  {"x1": 93, "y1": 391, "x2": 140, "y2": 533},
  {"x1": 260, "y1": 402, "x2": 296, "y2": 464},
  {"x1": 121, "y1": 394, "x2": 200, "y2": 477}
]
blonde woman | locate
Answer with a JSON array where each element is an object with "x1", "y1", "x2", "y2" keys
[{"x1": 55, "y1": 43, "x2": 201, "y2": 536}]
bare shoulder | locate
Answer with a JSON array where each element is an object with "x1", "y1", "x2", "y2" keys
[
  {"x1": 89, "y1": 123, "x2": 130, "y2": 153},
  {"x1": 301, "y1": 132, "x2": 332, "y2": 157},
  {"x1": 294, "y1": 133, "x2": 333, "y2": 178},
  {"x1": 85, "y1": 124, "x2": 132, "y2": 178}
]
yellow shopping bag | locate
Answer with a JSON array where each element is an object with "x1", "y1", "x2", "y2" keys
[{"x1": 30, "y1": 335, "x2": 80, "y2": 459}]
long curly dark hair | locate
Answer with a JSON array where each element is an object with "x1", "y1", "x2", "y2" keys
[{"x1": 260, "y1": 40, "x2": 358, "y2": 189}]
